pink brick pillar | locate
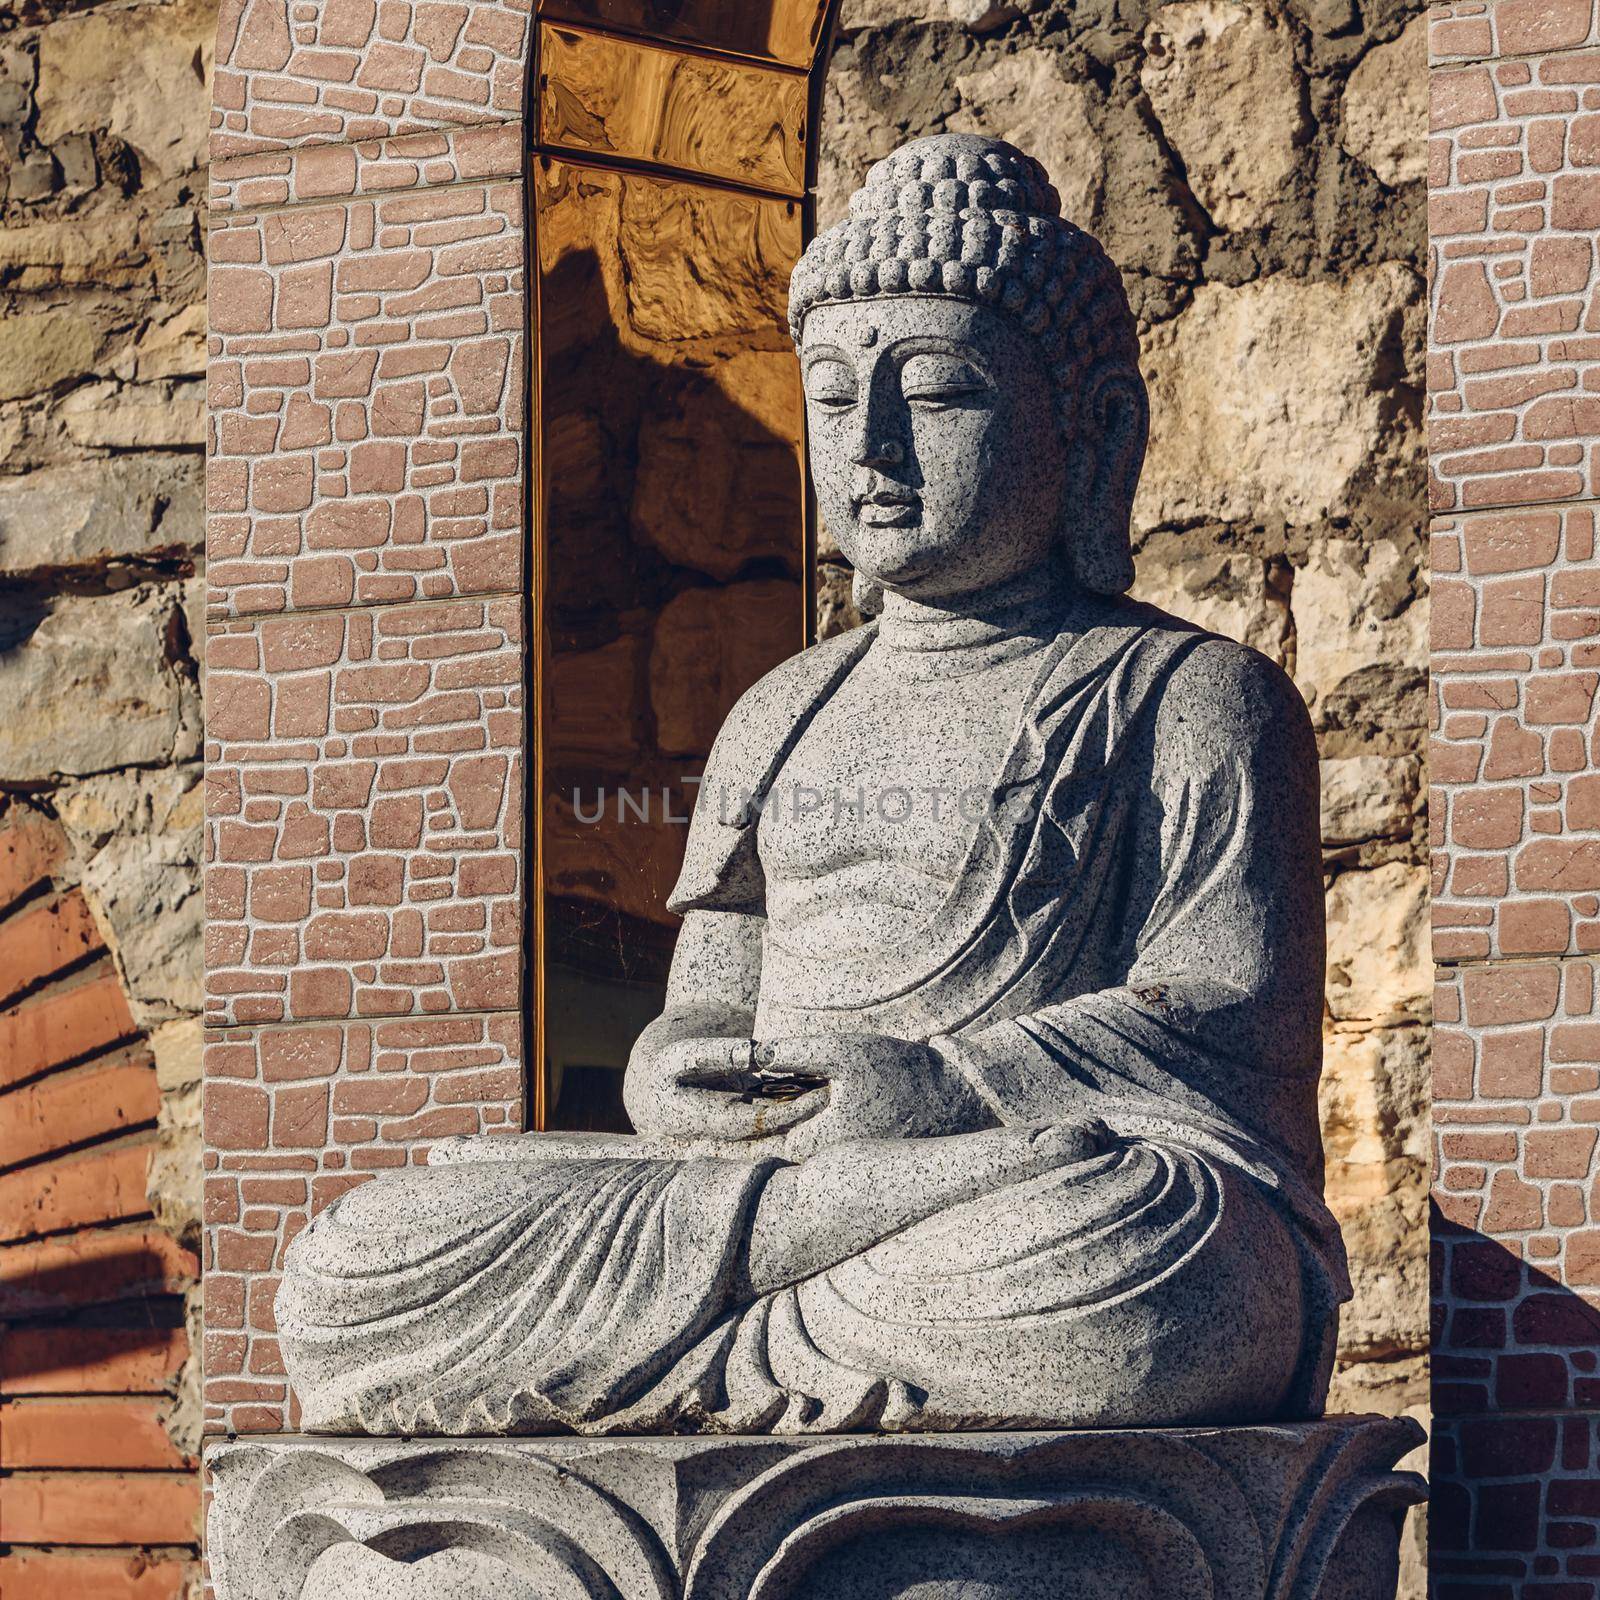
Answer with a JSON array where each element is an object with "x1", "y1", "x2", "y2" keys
[
  {"x1": 1431, "y1": 0, "x2": 1600, "y2": 1586},
  {"x1": 203, "y1": 5, "x2": 529, "y2": 1436}
]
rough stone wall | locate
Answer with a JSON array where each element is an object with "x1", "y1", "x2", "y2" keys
[
  {"x1": 1430, "y1": 0, "x2": 1600, "y2": 1590},
  {"x1": 816, "y1": 0, "x2": 1430, "y2": 1557},
  {"x1": 0, "y1": 1, "x2": 211, "y2": 1589}
]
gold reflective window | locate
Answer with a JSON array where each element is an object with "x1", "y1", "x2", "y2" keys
[
  {"x1": 539, "y1": 0, "x2": 832, "y2": 69},
  {"x1": 531, "y1": 3, "x2": 836, "y2": 1129},
  {"x1": 539, "y1": 25, "x2": 809, "y2": 195}
]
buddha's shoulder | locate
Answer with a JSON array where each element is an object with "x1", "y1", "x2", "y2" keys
[
  {"x1": 1126, "y1": 603, "x2": 1312, "y2": 759},
  {"x1": 704, "y1": 624, "x2": 875, "y2": 776}
]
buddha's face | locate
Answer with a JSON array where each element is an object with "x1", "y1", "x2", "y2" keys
[{"x1": 800, "y1": 295, "x2": 1069, "y2": 603}]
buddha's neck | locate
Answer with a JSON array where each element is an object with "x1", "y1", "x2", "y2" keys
[{"x1": 872, "y1": 566, "x2": 1075, "y2": 676}]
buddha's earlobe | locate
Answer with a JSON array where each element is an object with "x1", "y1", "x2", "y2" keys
[{"x1": 1067, "y1": 369, "x2": 1146, "y2": 595}]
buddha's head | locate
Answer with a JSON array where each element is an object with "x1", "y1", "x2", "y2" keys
[{"x1": 789, "y1": 133, "x2": 1146, "y2": 608}]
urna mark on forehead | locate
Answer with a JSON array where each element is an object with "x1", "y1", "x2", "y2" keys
[{"x1": 800, "y1": 293, "x2": 1004, "y2": 357}]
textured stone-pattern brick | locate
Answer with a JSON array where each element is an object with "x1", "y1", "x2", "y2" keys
[
  {"x1": 204, "y1": 598, "x2": 523, "y2": 1025},
  {"x1": 1434, "y1": 962, "x2": 1600, "y2": 1401},
  {"x1": 1430, "y1": 13, "x2": 1600, "y2": 1594},
  {"x1": 204, "y1": 0, "x2": 532, "y2": 1468},
  {"x1": 210, "y1": 119, "x2": 521, "y2": 211},
  {"x1": 206, "y1": 180, "x2": 524, "y2": 618},
  {"x1": 1432, "y1": 958, "x2": 1600, "y2": 1586},
  {"x1": 1431, "y1": 1, "x2": 1600, "y2": 67},
  {"x1": 212, "y1": 0, "x2": 529, "y2": 158},
  {"x1": 1433, "y1": 1413, "x2": 1600, "y2": 1593},
  {"x1": 1429, "y1": 47, "x2": 1600, "y2": 514},
  {"x1": 201, "y1": 1013, "x2": 522, "y2": 1433},
  {"x1": 1432, "y1": 505, "x2": 1600, "y2": 959}
]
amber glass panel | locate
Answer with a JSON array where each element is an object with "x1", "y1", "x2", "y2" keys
[
  {"x1": 538, "y1": 0, "x2": 829, "y2": 70},
  {"x1": 539, "y1": 23, "x2": 808, "y2": 196},
  {"x1": 535, "y1": 156, "x2": 806, "y2": 1130}
]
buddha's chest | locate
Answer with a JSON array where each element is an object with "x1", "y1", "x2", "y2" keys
[{"x1": 756, "y1": 648, "x2": 1041, "y2": 947}]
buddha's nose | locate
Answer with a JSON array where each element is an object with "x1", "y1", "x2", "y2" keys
[
  {"x1": 851, "y1": 422, "x2": 905, "y2": 469},
  {"x1": 848, "y1": 382, "x2": 906, "y2": 471}
]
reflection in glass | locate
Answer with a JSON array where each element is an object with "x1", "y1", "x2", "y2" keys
[
  {"x1": 538, "y1": 0, "x2": 831, "y2": 70},
  {"x1": 535, "y1": 157, "x2": 807, "y2": 1130},
  {"x1": 539, "y1": 23, "x2": 808, "y2": 196}
]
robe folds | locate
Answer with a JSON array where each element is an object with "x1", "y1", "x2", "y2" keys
[{"x1": 278, "y1": 597, "x2": 1351, "y2": 1436}]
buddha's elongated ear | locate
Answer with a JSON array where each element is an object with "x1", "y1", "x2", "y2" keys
[{"x1": 1067, "y1": 366, "x2": 1147, "y2": 596}]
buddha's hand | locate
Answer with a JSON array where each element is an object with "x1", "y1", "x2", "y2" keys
[
  {"x1": 624, "y1": 1034, "x2": 828, "y2": 1143},
  {"x1": 759, "y1": 1033, "x2": 998, "y2": 1160}
]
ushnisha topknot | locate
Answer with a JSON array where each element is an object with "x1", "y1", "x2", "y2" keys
[{"x1": 787, "y1": 133, "x2": 1139, "y2": 439}]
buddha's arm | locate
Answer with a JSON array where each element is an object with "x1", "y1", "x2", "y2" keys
[
  {"x1": 635, "y1": 908, "x2": 762, "y2": 1045},
  {"x1": 623, "y1": 909, "x2": 791, "y2": 1139}
]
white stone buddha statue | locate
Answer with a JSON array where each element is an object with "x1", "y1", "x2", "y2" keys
[{"x1": 277, "y1": 134, "x2": 1348, "y2": 1438}]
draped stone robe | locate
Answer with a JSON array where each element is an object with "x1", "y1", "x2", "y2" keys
[{"x1": 278, "y1": 598, "x2": 1350, "y2": 1437}]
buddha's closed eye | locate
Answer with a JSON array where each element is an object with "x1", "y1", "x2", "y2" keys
[
  {"x1": 804, "y1": 358, "x2": 857, "y2": 409},
  {"x1": 803, "y1": 352, "x2": 993, "y2": 412},
  {"x1": 900, "y1": 353, "x2": 990, "y2": 409}
]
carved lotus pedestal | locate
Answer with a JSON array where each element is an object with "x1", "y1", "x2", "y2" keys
[{"x1": 204, "y1": 1416, "x2": 1423, "y2": 1600}]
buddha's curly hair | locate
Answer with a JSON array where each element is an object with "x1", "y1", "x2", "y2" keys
[{"x1": 789, "y1": 133, "x2": 1144, "y2": 595}]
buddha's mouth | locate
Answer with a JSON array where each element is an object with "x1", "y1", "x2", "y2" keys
[{"x1": 856, "y1": 491, "x2": 919, "y2": 527}]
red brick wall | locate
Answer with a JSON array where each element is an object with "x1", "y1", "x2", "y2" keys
[
  {"x1": 0, "y1": 803, "x2": 199, "y2": 1598},
  {"x1": 1431, "y1": 1, "x2": 1600, "y2": 1588}
]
